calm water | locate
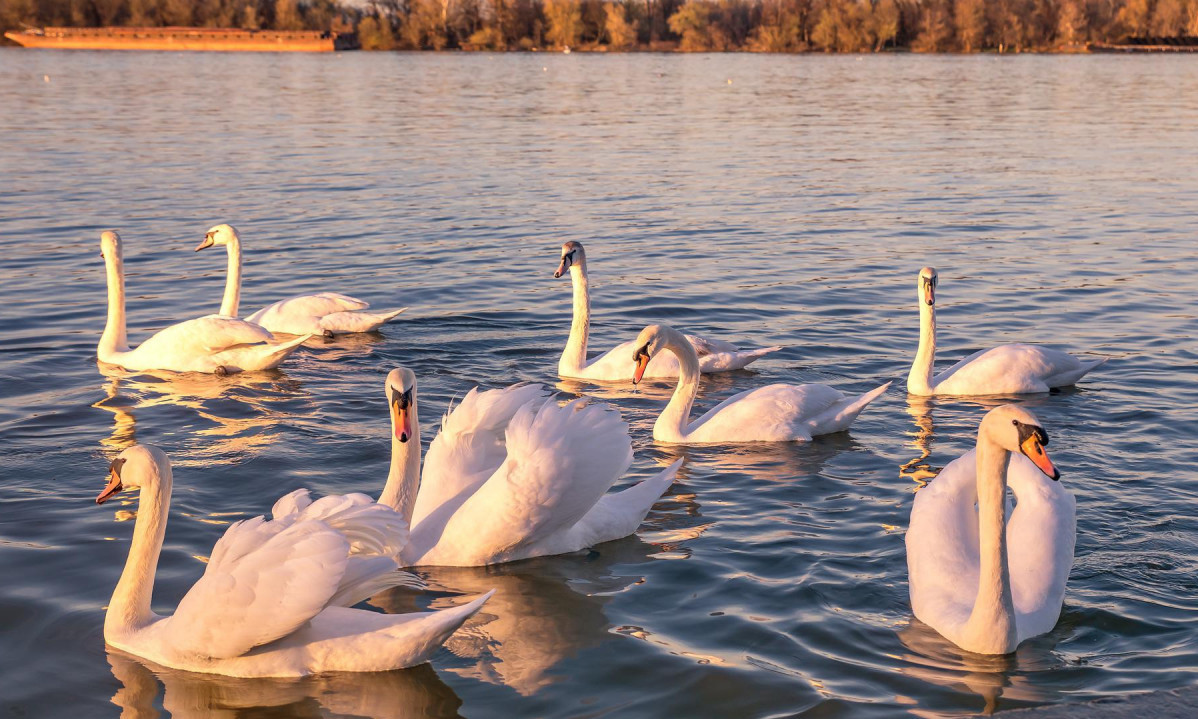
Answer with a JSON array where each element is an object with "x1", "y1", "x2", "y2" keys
[{"x1": 2, "y1": 50, "x2": 1197, "y2": 718}]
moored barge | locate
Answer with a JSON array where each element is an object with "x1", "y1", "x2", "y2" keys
[{"x1": 3, "y1": 26, "x2": 359, "y2": 52}]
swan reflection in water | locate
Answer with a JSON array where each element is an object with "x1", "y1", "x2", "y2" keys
[
  {"x1": 91, "y1": 367, "x2": 311, "y2": 464},
  {"x1": 901, "y1": 396, "x2": 941, "y2": 486},
  {"x1": 371, "y1": 499, "x2": 705, "y2": 697},
  {"x1": 896, "y1": 619, "x2": 1066, "y2": 716},
  {"x1": 107, "y1": 648, "x2": 462, "y2": 719}
]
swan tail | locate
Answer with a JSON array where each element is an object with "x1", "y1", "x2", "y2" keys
[
  {"x1": 317, "y1": 308, "x2": 405, "y2": 335},
  {"x1": 215, "y1": 332, "x2": 312, "y2": 372},
  {"x1": 806, "y1": 381, "x2": 892, "y2": 437},
  {"x1": 700, "y1": 346, "x2": 783, "y2": 372},
  {"x1": 379, "y1": 591, "x2": 494, "y2": 667},
  {"x1": 1046, "y1": 356, "x2": 1107, "y2": 389},
  {"x1": 575, "y1": 458, "x2": 682, "y2": 546}
]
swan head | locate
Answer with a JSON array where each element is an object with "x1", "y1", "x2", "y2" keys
[
  {"x1": 100, "y1": 230, "x2": 122, "y2": 261},
  {"x1": 981, "y1": 405, "x2": 1060, "y2": 480},
  {"x1": 918, "y1": 267, "x2": 938, "y2": 306},
  {"x1": 386, "y1": 368, "x2": 417, "y2": 443},
  {"x1": 196, "y1": 224, "x2": 239, "y2": 252},
  {"x1": 96, "y1": 445, "x2": 169, "y2": 504},
  {"x1": 554, "y1": 241, "x2": 586, "y2": 278},
  {"x1": 631, "y1": 324, "x2": 670, "y2": 385}
]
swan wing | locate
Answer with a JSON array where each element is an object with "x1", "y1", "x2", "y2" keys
[
  {"x1": 934, "y1": 344, "x2": 1090, "y2": 395},
  {"x1": 162, "y1": 517, "x2": 352, "y2": 659},
  {"x1": 683, "y1": 334, "x2": 738, "y2": 355},
  {"x1": 135, "y1": 315, "x2": 275, "y2": 356},
  {"x1": 245, "y1": 293, "x2": 371, "y2": 333},
  {"x1": 425, "y1": 397, "x2": 634, "y2": 565},
  {"x1": 412, "y1": 384, "x2": 550, "y2": 527},
  {"x1": 271, "y1": 489, "x2": 409, "y2": 558},
  {"x1": 1006, "y1": 454, "x2": 1076, "y2": 640},
  {"x1": 906, "y1": 451, "x2": 982, "y2": 638},
  {"x1": 686, "y1": 383, "x2": 846, "y2": 443}
]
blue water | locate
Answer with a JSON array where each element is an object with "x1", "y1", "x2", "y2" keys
[{"x1": 2, "y1": 50, "x2": 1197, "y2": 717}]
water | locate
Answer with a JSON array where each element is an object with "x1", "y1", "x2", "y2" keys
[{"x1": 2, "y1": 49, "x2": 1197, "y2": 717}]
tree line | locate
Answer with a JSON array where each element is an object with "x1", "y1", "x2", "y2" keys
[{"x1": 4, "y1": 0, "x2": 1198, "y2": 52}]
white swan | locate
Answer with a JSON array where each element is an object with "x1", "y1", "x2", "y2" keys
[
  {"x1": 374, "y1": 367, "x2": 681, "y2": 566},
  {"x1": 196, "y1": 224, "x2": 407, "y2": 337},
  {"x1": 631, "y1": 324, "x2": 891, "y2": 444},
  {"x1": 906, "y1": 405, "x2": 1075, "y2": 655},
  {"x1": 96, "y1": 444, "x2": 492, "y2": 677},
  {"x1": 908, "y1": 267, "x2": 1106, "y2": 396},
  {"x1": 99, "y1": 231, "x2": 309, "y2": 375},
  {"x1": 554, "y1": 241, "x2": 781, "y2": 381}
]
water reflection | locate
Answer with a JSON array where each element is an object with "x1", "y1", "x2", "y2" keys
[
  {"x1": 303, "y1": 330, "x2": 387, "y2": 363},
  {"x1": 900, "y1": 397, "x2": 941, "y2": 486},
  {"x1": 897, "y1": 619, "x2": 1063, "y2": 716},
  {"x1": 555, "y1": 369, "x2": 746, "y2": 402},
  {"x1": 91, "y1": 369, "x2": 309, "y2": 465},
  {"x1": 107, "y1": 649, "x2": 463, "y2": 719},
  {"x1": 656, "y1": 431, "x2": 860, "y2": 483},
  {"x1": 371, "y1": 538, "x2": 667, "y2": 697}
]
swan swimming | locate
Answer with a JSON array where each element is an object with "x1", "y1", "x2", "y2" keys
[
  {"x1": 196, "y1": 224, "x2": 407, "y2": 337},
  {"x1": 96, "y1": 445, "x2": 492, "y2": 677},
  {"x1": 363, "y1": 367, "x2": 681, "y2": 566},
  {"x1": 631, "y1": 324, "x2": 890, "y2": 443},
  {"x1": 554, "y1": 241, "x2": 781, "y2": 381},
  {"x1": 906, "y1": 405, "x2": 1075, "y2": 655},
  {"x1": 908, "y1": 267, "x2": 1105, "y2": 396},
  {"x1": 99, "y1": 231, "x2": 308, "y2": 375}
]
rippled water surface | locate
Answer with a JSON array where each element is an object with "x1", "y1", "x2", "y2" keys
[{"x1": 2, "y1": 50, "x2": 1197, "y2": 718}]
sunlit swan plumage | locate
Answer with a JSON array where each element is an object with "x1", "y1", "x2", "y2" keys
[
  {"x1": 99, "y1": 231, "x2": 309, "y2": 374},
  {"x1": 908, "y1": 267, "x2": 1105, "y2": 396},
  {"x1": 554, "y1": 241, "x2": 781, "y2": 381},
  {"x1": 377, "y1": 367, "x2": 681, "y2": 566},
  {"x1": 197, "y1": 224, "x2": 407, "y2": 337},
  {"x1": 906, "y1": 405, "x2": 1075, "y2": 654},
  {"x1": 97, "y1": 445, "x2": 491, "y2": 677},
  {"x1": 632, "y1": 324, "x2": 890, "y2": 443}
]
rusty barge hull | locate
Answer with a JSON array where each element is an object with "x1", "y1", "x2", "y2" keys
[{"x1": 3, "y1": 27, "x2": 359, "y2": 52}]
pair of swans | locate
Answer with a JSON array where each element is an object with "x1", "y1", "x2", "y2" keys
[
  {"x1": 907, "y1": 405, "x2": 1076, "y2": 655},
  {"x1": 908, "y1": 267, "x2": 1105, "y2": 396},
  {"x1": 100, "y1": 369, "x2": 679, "y2": 674},
  {"x1": 99, "y1": 231, "x2": 309, "y2": 375},
  {"x1": 97, "y1": 226, "x2": 406, "y2": 375},
  {"x1": 196, "y1": 224, "x2": 406, "y2": 337},
  {"x1": 554, "y1": 241, "x2": 781, "y2": 381}
]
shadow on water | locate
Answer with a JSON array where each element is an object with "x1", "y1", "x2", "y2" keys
[
  {"x1": 91, "y1": 368, "x2": 310, "y2": 465},
  {"x1": 107, "y1": 649, "x2": 464, "y2": 719},
  {"x1": 370, "y1": 537, "x2": 669, "y2": 698}
]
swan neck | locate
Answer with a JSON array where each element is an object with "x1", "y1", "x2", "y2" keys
[
  {"x1": 99, "y1": 247, "x2": 129, "y2": 360},
  {"x1": 105, "y1": 463, "x2": 171, "y2": 639},
  {"x1": 380, "y1": 401, "x2": 421, "y2": 527},
  {"x1": 219, "y1": 236, "x2": 243, "y2": 317},
  {"x1": 908, "y1": 297, "x2": 936, "y2": 394},
  {"x1": 964, "y1": 435, "x2": 1018, "y2": 653},
  {"x1": 560, "y1": 264, "x2": 590, "y2": 374},
  {"x1": 656, "y1": 328, "x2": 700, "y2": 441}
]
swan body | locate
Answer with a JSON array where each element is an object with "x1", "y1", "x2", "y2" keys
[
  {"x1": 554, "y1": 241, "x2": 781, "y2": 381},
  {"x1": 99, "y1": 231, "x2": 309, "y2": 374},
  {"x1": 97, "y1": 445, "x2": 491, "y2": 677},
  {"x1": 906, "y1": 405, "x2": 1075, "y2": 654},
  {"x1": 376, "y1": 368, "x2": 681, "y2": 567},
  {"x1": 197, "y1": 224, "x2": 407, "y2": 336},
  {"x1": 632, "y1": 324, "x2": 890, "y2": 444},
  {"x1": 908, "y1": 267, "x2": 1105, "y2": 396}
]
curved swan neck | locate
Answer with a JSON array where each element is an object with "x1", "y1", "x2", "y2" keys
[
  {"x1": 656, "y1": 327, "x2": 701, "y2": 441},
  {"x1": 105, "y1": 461, "x2": 172, "y2": 638},
  {"x1": 218, "y1": 235, "x2": 243, "y2": 317},
  {"x1": 380, "y1": 399, "x2": 421, "y2": 526},
  {"x1": 908, "y1": 294, "x2": 936, "y2": 394},
  {"x1": 962, "y1": 433, "x2": 1018, "y2": 653},
  {"x1": 99, "y1": 245, "x2": 130, "y2": 360},
  {"x1": 559, "y1": 263, "x2": 590, "y2": 374}
]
